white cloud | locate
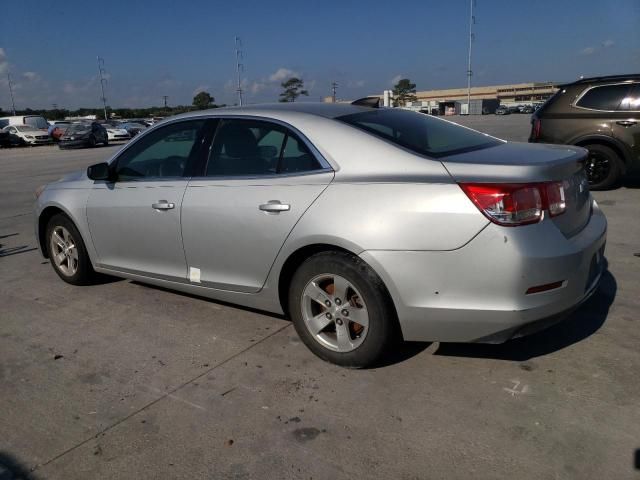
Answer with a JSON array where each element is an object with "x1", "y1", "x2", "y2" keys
[
  {"x1": 192, "y1": 84, "x2": 211, "y2": 96},
  {"x1": 602, "y1": 39, "x2": 615, "y2": 48},
  {"x1": 580, "y1": 47, "x2": 596, "y2": 55},
  {"x1": 269, "y1": 68, "x2": 299, "y2": 82},
  {"x1": 22, "y1": 71, "x2": 39, "y2": 81},
  {"x1": 0, "y1": 47, "x2": 8, "y2": 76},
  {"x1": 390, "y1": 74, "x2": 403, "y2": 85},
  {"x1": 250, "y1": 81, "x2": 266, "y2": 94}
]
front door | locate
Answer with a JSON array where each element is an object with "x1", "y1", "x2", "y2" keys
[
  {"x1": 181, "y1": 118, "x2": 334, "y2": 292},
  {"x1": 87, "y1": 119, "x2": 209, "y2": 281}
]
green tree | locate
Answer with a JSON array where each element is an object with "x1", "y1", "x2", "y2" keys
[
  {"x1": 192, "y1": 91, "x2": 215, "y2": 110},
  {"x1": 392, "y1": 78, "x2": 417, "y2": 107},
  {"x1": 279, "y1": 77, "x2": 309, "y2": 102}
]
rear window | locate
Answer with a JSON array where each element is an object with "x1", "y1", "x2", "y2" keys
[
  {"x1": 575, "y1": 84, "x2": 631, "y2": 111},
  {"x1": 337, "y1": 109, "x2": 500, "y2": 158}
]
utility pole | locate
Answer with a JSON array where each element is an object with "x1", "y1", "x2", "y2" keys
[
  {"x1": 466, "y1": 0, "x2": 475, "y2": 113},
  {"x1": 331, "y1": 81, "x2": 338, "y2": 103},
  {"x1": 96, "y1": 56, "x2": 108, "y2": 120},
  {"x1": 7, "y1": 72, "x2": 16, "y2": 115},
  {"x1": 235, "y1": 36, "x2": 244, "y2": 106},
  {"x1": 162, "y1": 95, "x2": 168, "y2": 108}
]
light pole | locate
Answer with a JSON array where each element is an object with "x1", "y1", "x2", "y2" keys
[
  {"x1": 96, "y1": 56, "x2": 108, "y2": 120},
  {"x1": 331, "y1": 81, "x2": 338, "y2": 103},
  {"x1": 466, "y1": 0, "x2": 475, "y2": 113},
  {"x1": 235, "y1": 37, "x2": 244, "y2": 106},
  {"x1": 7, "y1": 72, "x2": 16, "y2": 115}
]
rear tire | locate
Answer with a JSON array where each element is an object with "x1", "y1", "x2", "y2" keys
[
  {"x1": 45, "y1": 214, "x2": 98, "y2": 286},
  {"x1": 584, "y1": 144, "x2": 623, "y2": 190},
  {"x1": 288, "y1": 251, "x2": 398, "y2": 368}
]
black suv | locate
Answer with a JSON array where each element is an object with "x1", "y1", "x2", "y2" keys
[{"x1": 529, "y1": 74, "x2": 639, "y2": 189}]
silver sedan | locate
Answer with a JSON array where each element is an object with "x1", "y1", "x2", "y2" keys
[{"x1": 34, "y1": 103, "x2": 607, "y2": 367}]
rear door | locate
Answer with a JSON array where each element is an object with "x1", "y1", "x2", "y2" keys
[
  {"x1": 86, "y1": 119, "x2": 211, "y2": 280},
  {"x1": 181, "y1": 117, "x2": 333, "y2": 293},
  {"x1": 612, "y1": 83, "x2": 640, "y2": 164}
]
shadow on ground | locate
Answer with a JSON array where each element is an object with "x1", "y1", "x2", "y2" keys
[
  {"x1": 434, "y1": 269, "x2": 616, "y2": 362},
  {"x1": 0, "y1": 451, "x2": 38, "y2": 480}
]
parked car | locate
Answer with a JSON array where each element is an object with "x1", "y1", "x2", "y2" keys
[
  {"x1": 0, "y1": 115, "x2": 49, "y2": 130},
  {"x1": 35, "y1": 103, "x2": 606, "y2": 367},
  {"x1": 102, "y1": 123, "x2": 131, "y2": 142},
  {"x1": 519, "y1": 105, "x2": 534, "y2": 114},
  {"x1": 530, "y1": 73, "x2": 640, "y2": 189},
  {"x1": 59, "y1": 122, "x2": 108, "y2": 149},
  {"x1": 2, "y1": 124, "x2": 52, "y2": 146},
  {"x1": 0, "y1": 129, "x2": 10, "y2": 148},
  {"x1": 118, "y1": 122, "x2": 147, "y2": 137},
  {"x1": 495, "y1": 105, "x2": 510, "y2": 115}
]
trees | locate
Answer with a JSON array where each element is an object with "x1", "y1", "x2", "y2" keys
[
  {"x1": 192, "y1": 91, "x2": 215, "y2": 110},
  {"x1": 392, "y1": 78, "x2": 417, "y2": 107},
  {"x1": 279, "y1": 77, "x2": 309, "y2": 103}
]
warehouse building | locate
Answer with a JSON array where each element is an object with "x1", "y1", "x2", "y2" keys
[{"x1": 380, "y1": 82, "x2": 559, "y2": 115}]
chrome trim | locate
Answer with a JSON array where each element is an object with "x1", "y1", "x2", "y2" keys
[{"x1": 572, "y1": 81, "x2": 640, "y2": 113}]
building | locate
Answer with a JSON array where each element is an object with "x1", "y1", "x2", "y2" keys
[{"x1": 380, "y1": 82, "x2": 559, "y2": 115}]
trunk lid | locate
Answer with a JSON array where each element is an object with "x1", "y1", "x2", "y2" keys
[{"x1": 442, "y1": 142, "x2": 591, "y2": 237}]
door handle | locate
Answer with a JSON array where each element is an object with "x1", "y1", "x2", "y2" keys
[
  {"x1": 616, "y1": 120, "x2": 637, "y2": 127},
  {"x1": 152, "y1": 200, "x2": 175, "y2": 210},
  {"x1": 259, "y1": 201, "x2": 290, "y2": 213}
]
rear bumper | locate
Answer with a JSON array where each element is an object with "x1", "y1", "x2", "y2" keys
[{"x1": 360, "y1": 201, "x2": 607, "y2": 342}]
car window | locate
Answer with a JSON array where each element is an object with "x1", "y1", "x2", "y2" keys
[
  {"x1": 115, "y1": 120, "x2": 205, "y2": 181},
  {"x1": 24, "y1": 116, "x2": 49, "y2": 129},
  {"x1": 205, "y1": 119, "x2": 322, "y2": 177},
  {"x1": 338, "y1": 109, "x2": 500, "y2": 158},
  {"x1": 575, "y1": 84, "x2": 632, "y2": 111},
  {"x1": 620, "y1": 84, "x2": 640, "y2": 111}
]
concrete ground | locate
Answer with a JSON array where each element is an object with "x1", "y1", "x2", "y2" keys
[{"x1": 1, "y1": 117, "x2": 639, "y2": 480}]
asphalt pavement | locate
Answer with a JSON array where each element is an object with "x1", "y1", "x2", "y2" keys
[{"x1": 1, "y1": 116, "x2": 639, "y2": 479}]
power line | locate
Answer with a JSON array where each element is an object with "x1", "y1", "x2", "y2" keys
[
  {"x1": 7, "y1": 72, "x2": 16, "y2": 115},
  {"x1": 235, "y1": 36, "x2": 244, "y2": 106},
  {"x1": 331, "y1": 81, "x2": 338, "y2": 103},
  {"x1": 96, "y1": 56, "x2": 108, "y2": 120}
]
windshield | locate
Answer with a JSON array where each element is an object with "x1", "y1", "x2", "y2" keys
[
  {"x1": 15, "y1": 125, "x2": 41, "y2": 133},
  {"x1": 66, "y1": 124, "x2": 91, "y2": 132},
  {"x1": 337, "y1": 109, "x2": 501, "y2": 158},
  {"x1": 24, "y1": 116, "x2": 49, "y2": 129}
]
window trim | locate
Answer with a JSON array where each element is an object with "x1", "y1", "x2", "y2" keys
[
  {"x1": 195, "y1": 115, "x2": 333, "y2": 180},
  {"x1": 572, "y1": 81, "x2": 638, "y2": 113}
]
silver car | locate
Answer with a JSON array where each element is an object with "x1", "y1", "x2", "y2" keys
[{"x1": 34, "y1": 103, "x2": 607, "y2": 367}]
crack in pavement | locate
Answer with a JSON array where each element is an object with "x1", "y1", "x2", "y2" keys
[{"x1": 34, "y1": 322, "x2": 293, "y2": 472}]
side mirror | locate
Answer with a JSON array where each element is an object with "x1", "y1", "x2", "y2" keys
[{"x1": 87, "y1": 162, "x2": 113, "y2": 181}]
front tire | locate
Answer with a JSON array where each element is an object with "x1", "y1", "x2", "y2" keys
[
  {"x1": 45, "y1": 214, "x2": 97, "y2": 285},
  {"x1": 584, "y1": 144, "x2": 623, "y2": 190},
  {"x1": 288, "y1": 251, "x2": 397, "y2": 368}
]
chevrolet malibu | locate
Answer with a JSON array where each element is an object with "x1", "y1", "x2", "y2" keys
[{"x1": 34, "y1": 103, "x2": 607, "y2": 367}]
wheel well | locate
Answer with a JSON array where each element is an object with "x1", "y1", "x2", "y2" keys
[
  {"x1": 278, "y1": 244, "x2": 353, "y2": 316},
  {"x1": 575, "y1": 138, "x2": 627, "y2": 173},
  {"x1": 277, "y1": 244, "x2": 400, "y2": 335},
  {"x1": 38, "y1": 206, "x2": 66, "y2": 258}
]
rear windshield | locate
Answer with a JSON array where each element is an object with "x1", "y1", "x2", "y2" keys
[
  {"x1": 24, "y1": 116, "x2": 49, "y2": 129},
  {"x1": 337, "y1": 109, "x2": 500, "y2": 158}
]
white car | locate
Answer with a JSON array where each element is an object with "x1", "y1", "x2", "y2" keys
[
  {"x1": 2, "y1": 124, "x2": 51, "y2": 145},
  {"x1": 103, "y1": 124, "x2": 131, "y2": 142}
]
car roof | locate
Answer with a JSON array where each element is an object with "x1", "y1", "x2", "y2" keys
[
  {"x1": 174, "y1": 102, "x2": 374, "y2": 121},
  {"x1": 560, "y1": 73, "x2": 640, "y2": 88}
]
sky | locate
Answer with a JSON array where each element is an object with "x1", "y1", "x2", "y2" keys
[{"x1": 1, "y1": 0, "x2": 639, "y2": 110}]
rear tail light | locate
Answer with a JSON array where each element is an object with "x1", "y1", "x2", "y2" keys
[
  {"x1": 532, "y1": 118, "x2": 541, "y2": 140},
  {"x1": 460, "y1": 181, "x2": 566, "y2": 227}
]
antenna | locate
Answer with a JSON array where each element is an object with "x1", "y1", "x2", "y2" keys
[
  {"x1": 466, "y1": 0, "x2": 476, "y2": 112},
  {"x1": 7, "y1": 72, "x2": 16, "y2": 115},
  {"x1": 96, "y1": 56, "x2": 108, "y2": 120},
  {"x1": 331, "y1": 81, "x2": 338, "y2": 103},
  {"x1": 235, "y1": 36, "x2": 244, "y2": 106}
]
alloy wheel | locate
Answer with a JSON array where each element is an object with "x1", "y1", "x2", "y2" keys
[
  {"x1": 586, "y1": 150, "x2": 611, "y2": 185},
  {"x1": 301, "y1": 274, "x2": 369, "y2": 352},
  {"x1": 50, "y1": 226, "x2": 79, "y2": 277}
]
